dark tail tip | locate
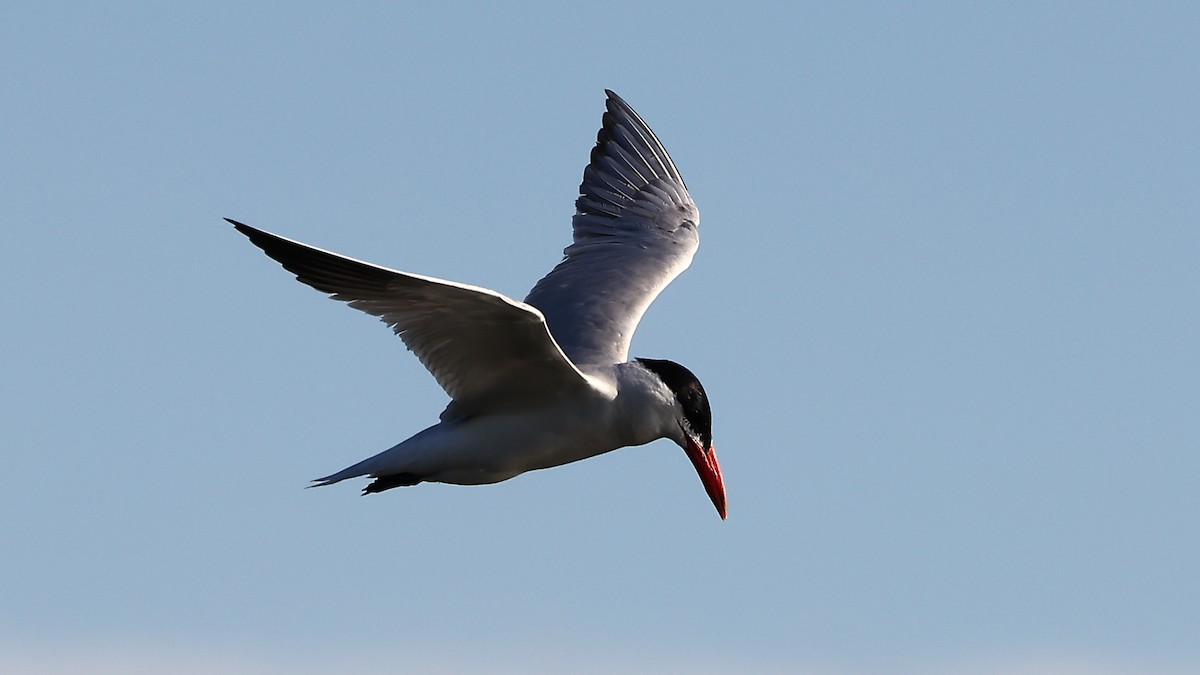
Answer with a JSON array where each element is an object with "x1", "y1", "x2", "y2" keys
[{"x1": 362, "y1": 473, "x2": 421, "y2": 495}]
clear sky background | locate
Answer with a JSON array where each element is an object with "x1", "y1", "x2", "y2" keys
[{"x1": 2, "y1": 3, "x2": 1197, "y2": 673}]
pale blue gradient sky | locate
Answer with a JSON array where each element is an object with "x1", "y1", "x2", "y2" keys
[{"x1": 2, "y1": 3, "x2": 1197, "y2": 673}]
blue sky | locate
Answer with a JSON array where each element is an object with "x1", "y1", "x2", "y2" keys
[{"x1": 3, "y1": 2, "x2": 1197, "y2": 673}]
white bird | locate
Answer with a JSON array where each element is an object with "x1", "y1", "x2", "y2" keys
[{"x1": 230, "y1": 90, "x2": 726, "y2": 519}]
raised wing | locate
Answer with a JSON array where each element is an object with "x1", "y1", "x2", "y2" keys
[
  {"x1": 524, "y1": 90, "x2": 699, "y2": 367},
  {"x1": 230, "y1": 220, "x2": 598, "y2": 419}
]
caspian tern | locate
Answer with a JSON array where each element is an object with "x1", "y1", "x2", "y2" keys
[{"x1": 231, "y1": 90, "x2": 726, "y2": 518}]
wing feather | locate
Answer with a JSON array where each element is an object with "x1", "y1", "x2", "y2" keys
[
  {"x1": 525, "y1": 90, "x2": 700, "y2": 366},
  {"x1": 231, "y1": 220, "x2": 596, "y2": 418}
]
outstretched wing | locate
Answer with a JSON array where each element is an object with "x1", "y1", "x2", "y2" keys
[
  {"x1": 231, "y1": 220, "x2": 599, "y2": 419},
  {"x1": 524, "y1": 90, "x2": 700, "y2": 367}
]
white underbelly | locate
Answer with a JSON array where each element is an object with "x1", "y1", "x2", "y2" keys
[{"x1": 404, "y1": 404, "x2": 625, "y2": 485}]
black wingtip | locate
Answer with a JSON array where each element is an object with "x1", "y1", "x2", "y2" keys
[
  {"x1": 603, "y1": 89, "x2": 633, "y2": 113},
  {"x1": 227, "y1": 219, "x2": 277, "y2": 249},
  {"x1": 225, "y1": 217, "x2": 253, "y2": 234}
]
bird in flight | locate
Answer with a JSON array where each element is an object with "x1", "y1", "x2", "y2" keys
[{"x1": 231, "y1": 90, "x2": 725, "y2": 518}]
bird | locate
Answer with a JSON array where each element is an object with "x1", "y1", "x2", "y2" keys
[{"x1": 230, "y1": 90, "x2": 725, "y2": 519}]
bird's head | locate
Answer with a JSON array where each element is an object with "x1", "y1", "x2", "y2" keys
[{"x1": 636, "y1": 358, "x2": 726, "y2": 520}]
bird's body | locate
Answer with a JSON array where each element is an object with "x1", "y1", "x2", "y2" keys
[
  {"x1": 314, "y1": 361, "x2": 674, "y2": 487},
  {"x1": 232, "y1": 90, "x2": 726, "y2": 518}
]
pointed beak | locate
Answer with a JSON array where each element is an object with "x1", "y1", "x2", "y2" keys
[{"x1": 684, "y1": 439, "x2": 727, "y2": 520}]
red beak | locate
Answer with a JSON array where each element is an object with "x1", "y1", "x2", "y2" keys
[{"x1": 684, "y1": 440, "x2": 727, "y2": 520}]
